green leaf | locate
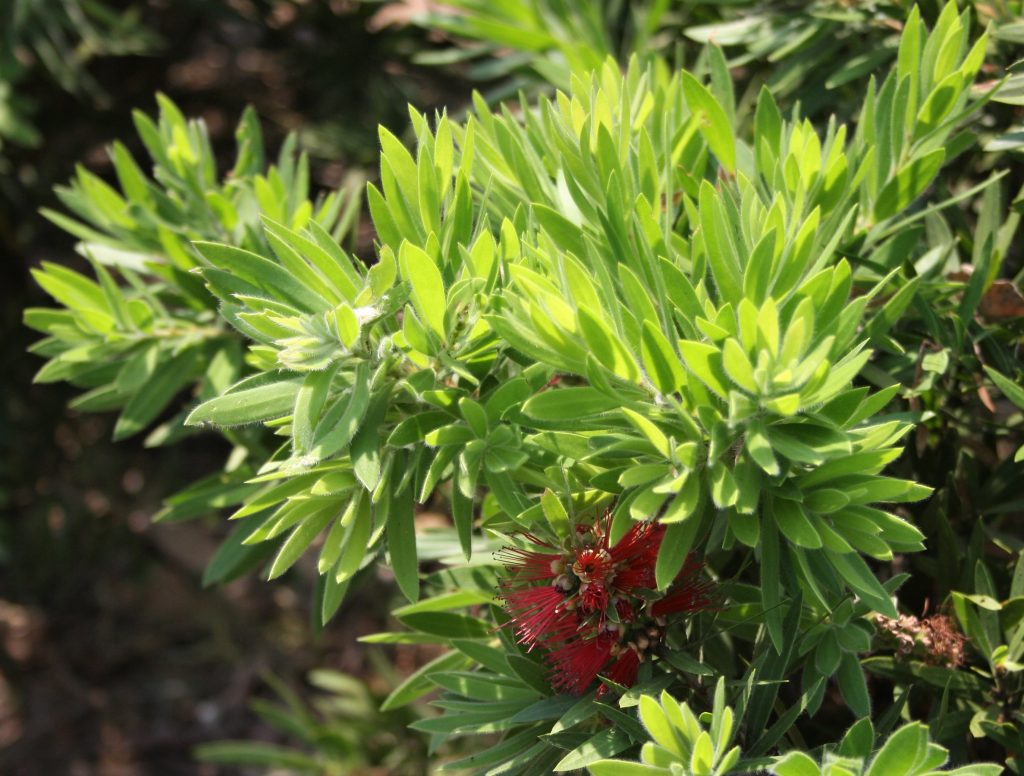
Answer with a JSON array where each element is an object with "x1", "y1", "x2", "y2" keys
[
  {"x1": 319, "y1": 572, "x2": 354, "y2": 627},
  {"x1": 771, "y1": 751, "x2": 821, "y2": 776},
  {"x1": 202, "y1": 517, "x2": 277, "y2": 587},
  {"x1": 195, "y1": 742, "x2": 322, "y2": 769},
  {"x1": 554, "y1": 728, "x2": 631, "y2": 772},
  {"x1": 746, "y1": 420, "x2": 779, "y2": 476},
  {"x1": 194, "y1": 241, "x2": 330, "y2": 313},
  {"x1": 523, "y1": 387, "x2": 620, "y2": 421},
  {"x1": 865, "y1": 723, "x2": 926, "y2": 776},
  {"x1": 641, "y1": 321, "x2": 687, "y2": 395},
  {"x1": 332, "y1": 495, "x2": 374, "y2": 585},
  {"x1": 380, "y1": 650, "x2": 467, "y2": 711},
  {"x1": 400, "y1": 241, "x2": 446, "y2": 338},
  {"x1": 386, "y1": 484, "x2": 419, "y2": 602},
  {"x1": 534, "y1": 203, "x2": 587, "y2": 257},
  {"x1": 698, "y1": 181, "x2": 742, "y2": 304},
  {"x1": 678, "y1": 340, "x2": 729, "y2": 399},
  {"x1": 388, "y1": 411, "x2": 452, "y2": 446},
  {"x1": 578, "y1": 307, "x2": 639, "y2": 381},
  {"x1": 873, "y1": 149, "x2": 945, "y2": 221},
  {"x1": 541, "y1": 489, "x2": 571, "y2": 539},
  {"x1": 773, "y1": 498, "x2": 822, "y2": 549},
  {"x1": 827, "y1": 550, "x2": 898, "y2": 617},
  {"x1": 398, "y1": 612, "x2": 491, "y2": 639},
  {"x1": 984, "y1": 366, "x2": 1024, "y2": 411},
  {"x1": 761, "y1": 514, "x2": 784, "y2": 653},
  {"x1": 681, "y1": 72, "x2": 736, "y2": 172},
  {"x1": 588, "y1": 762, "x2": 664, "y2": 775},
  {"x1": 722, "y1": 338, "x2": 758, "y2": 394},
  {"x1": 309, "y1": 362, "x2": 370, "y2": 460},
  {"x1": 186, "y1": 378, "x2": 302, "y2": 427},
  {"x1": 655, "y1": 516, "x2": 703, "y2": 590},
  {"x1": 267, "y1": 503, "x2": 336, "y2": 580},
  {"x1": 839, "y1": 718, "x2": 875, "y2": 759},
  {"x1": 622, "y1": 408, "x2": 671, "y2": 458},
  {"x1": 351, "y1": 390, "x2": 390, "y2": 491},
  {"x1": 451, "y1": 485, "x2": 474, "y2": 559},
  {"x1": 638, "y1": 695, "x2": 683, "y2": 756},
  {"x1": 292, "y1": 364, "x2": 339, "y2": 455}
]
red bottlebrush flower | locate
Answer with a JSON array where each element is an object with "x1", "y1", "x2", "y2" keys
[
  {"x1": 609, "y1": 522, "x2": 663, "y2": 595},
  {"x1": 572, "y1": 547, "x2": 614, "y2": 583},
  {"x1": 547, "y1": 633, "x2": 616, "y2": 695},
  {"x1": 502, "y1": 584, "x2": 576, "y2": 648},
  {"x1": 498, "y1": 515, "x2": 717, "y2": 696}
]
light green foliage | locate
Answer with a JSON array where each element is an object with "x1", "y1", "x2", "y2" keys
[
  {"x1": 588, "y1": 680, "x2": 747, "y2": 775},
  {"x1": 25, "y1": 95, "x2": 360, "y2": 450},
  {"x1": 588, "y1": 691, "x2": 1002, "y2": 776},
  {"x1": 772, "y1": 720, "x2": 1003, "y2": 776},
  {"x1": 45, "y1": 94, "x2": 359, "y2": 270}
]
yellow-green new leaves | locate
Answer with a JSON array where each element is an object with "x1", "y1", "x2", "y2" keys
[
  {"x1": 590, "y1": 681, "x2": 742, "y2": 776},
  {"x1": 771, "y1": 721, "x2": 1003, "y2": 776}
]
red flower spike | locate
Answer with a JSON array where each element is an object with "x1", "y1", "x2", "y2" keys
[
  {"x1": 498, "y1": 517, "x2": 718, "y2": 697},
  {"x1": 547, "y1": 634, "x2": 616, "y2": 695}
]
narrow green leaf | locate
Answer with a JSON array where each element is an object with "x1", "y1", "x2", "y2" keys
[
  {"x1": 386, "y1": 485, "x2": 419, "y2": 602},
  {"x1": 874, "y1": 149, "x2": 945, "y2": 221},
  {"x1": 267, "y1": 503, "x2": 336, "y2": 580},
  {"x1": 380, "y1": 650, "x2": 467, "y2": 711},
  {"x1": 292, "y1": 364, "x2": 339, "y2": 455},
  {"x1": 984, "y1": 366, "x2": 1024, "y2": 411},
  {"x1": 399, "y1": 241, "x2": 446, "y2": 338},
  {"x1": 194, "y1": 241, "x2": 330, "y2": 312},
  {"x1": 681, "y1": 72, "x2": 736, "y2": 172},
  {"x1": 523, "y1": 387, "x2": 620, "y2": 421},
  {"x1": 827, "y1": 549, "x2": 898, "y2": 617},
  {"x1": 655, "y1": 516, "x2": 703, "y2": 590},
  {"x1": 186, "y1": 378, "x2": 302, "y2": 427}
]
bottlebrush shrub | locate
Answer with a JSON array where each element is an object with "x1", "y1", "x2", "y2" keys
[{"x1": 25, "y1": 2, "x2": 1018, "y2": 773}]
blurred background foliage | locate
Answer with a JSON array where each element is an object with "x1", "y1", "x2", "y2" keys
[{"x1": 3, "y1": 0, "x2": 1024, "y2": 774}]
